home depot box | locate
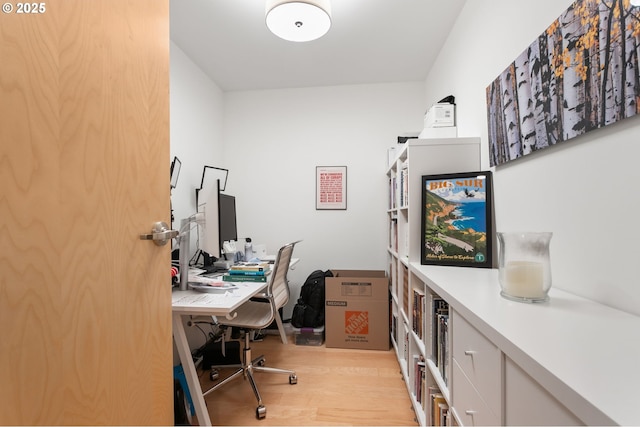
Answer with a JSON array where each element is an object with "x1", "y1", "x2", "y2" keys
[{"x1": 325, "y1": 270, "x2": 390, "y2": 350}]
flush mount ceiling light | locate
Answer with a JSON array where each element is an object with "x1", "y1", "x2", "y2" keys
[{"x1": 265, "y1": 0, "x2": 332, "y2": 42}]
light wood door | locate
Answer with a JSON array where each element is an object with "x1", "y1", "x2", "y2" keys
[{"x1": 0, "y1": 1, "x2": 172, "y2": 424}]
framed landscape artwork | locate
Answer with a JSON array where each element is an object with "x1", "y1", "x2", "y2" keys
[
  {"x1": 421, "y1": 171, "x2": 493, "y2": 268},
  {"x1": 486, "y1": 0, "x2": 640, "y2": 166}
]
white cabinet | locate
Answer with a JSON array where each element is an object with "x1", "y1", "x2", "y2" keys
[
  {"x1": 405, "y1": 264, "x2": 640, "y2": 426},
  {"x1": 385, "y1": 143, "x2": 640, "y2": 426}
]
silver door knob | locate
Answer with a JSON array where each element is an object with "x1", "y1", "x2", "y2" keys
[{"x1": 140, "y1": 221, "x2": 179, "y2": 246}]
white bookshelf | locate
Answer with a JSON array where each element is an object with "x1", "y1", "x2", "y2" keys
[{"x1": 386, "y1": 138, "x2": 481, "y2": 425}]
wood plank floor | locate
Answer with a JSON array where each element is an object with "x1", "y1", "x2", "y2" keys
[{"x1": 190, "y1": 332, "x2": 418, "y2": 426}]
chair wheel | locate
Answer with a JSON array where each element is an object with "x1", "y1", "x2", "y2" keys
[
  {"x1": 256, "y1": 405, "x2": 266, "y2": 419},
  {"x1": 257, "y1": 359, "x2": 265, "y2": 366},
  {"x1": 210, "y1": 369, "x2": 219, "y2": 381},
  {"x1": 289, "y1": 374, "x2": 297, "y2": 384}
]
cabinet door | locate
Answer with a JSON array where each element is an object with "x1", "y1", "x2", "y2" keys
[
  {"x1": 452, "y1": 361, "x2": 500, "y2": 426},
  {"x1": 505, "y1": 357, "x2": 583, "y2": 426},
  {"x1": 452, "y1": 311, "x2": 502, "y2": 417}
]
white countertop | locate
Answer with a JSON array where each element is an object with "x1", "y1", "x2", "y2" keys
[{"x1": 410, "y1": 263, "x2": 640, "y2": 426}]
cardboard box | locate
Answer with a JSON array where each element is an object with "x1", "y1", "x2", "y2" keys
[
  {"x1": 292, "y1": 326, "x2": 324, "y2": 346},
  {"x1": 325, "y1": 270, "x2": 390, "y2": 350}
]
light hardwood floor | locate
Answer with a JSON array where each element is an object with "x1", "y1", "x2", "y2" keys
[{"x1": 190, "y1": 332, "x2": 418, "y2": 426}]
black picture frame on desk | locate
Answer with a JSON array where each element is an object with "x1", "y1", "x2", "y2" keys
[
  {"x1": 420, "y1": 171, "x2": 493, "y2": 268},
  {"x1": 170, "y1": 156, "x2": 181, "y2": 190}
]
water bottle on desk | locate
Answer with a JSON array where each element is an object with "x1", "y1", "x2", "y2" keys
[{"x1": 244, "y1": 238, "x2": 253, "y2": 262}]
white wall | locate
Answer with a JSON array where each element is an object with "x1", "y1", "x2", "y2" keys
[
  {"x1": 426, "y1": 0, "x2": 640, "y2": 316},
  {"x1": 170, "y1": 41, "x2": 226, "y2": 236},
  {"x1": 170, "y1": 41, "x2": 424, "y2": 322},
  {"x1": 222, "y1": 83, "x2": 425, "y2": 316}
]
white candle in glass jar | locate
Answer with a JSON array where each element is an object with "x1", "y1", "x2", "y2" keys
[{"x1": 502, "y1": 261, "x2": 544, "y2": 298}]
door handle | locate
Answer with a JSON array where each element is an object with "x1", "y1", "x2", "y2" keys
[{"x1": 140, "y1": 221, "x2": 179, "y2": 246}]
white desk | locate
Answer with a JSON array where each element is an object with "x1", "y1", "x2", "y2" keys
[{"x1": 172, "y1": 258, "x2": 299, "y2": 426}]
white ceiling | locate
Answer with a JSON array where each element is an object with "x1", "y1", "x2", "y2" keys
[{"x1": 170, "y1": 0, "x2": 467, "y2": 92}]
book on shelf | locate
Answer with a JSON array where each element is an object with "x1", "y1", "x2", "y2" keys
[
  {"x1": 437, "y1": 313, "x2": 449, "y2": 385},
  {"x1": 389, "y1": 176, "x2": 397, "y2": 210},
  {"x1": 412, "y1": 288, "x2": 426, "y2": 339},
  {"x1": 402, "y1": 265, "x2": 409, "y2": 314},
  {"x1": 222, "y1": 274, "x2": 268, "y2": 282},
  {"x1": 431, "y1": 392, "x2": 446, "y2": 426},
  {"x1": 413, "y1": 355, "x2": 426, "y2": 405},
  {"x1": 426, "y1": 387, "x2": 440, "y2": 423},
  {"x1": 400, "y1": 163, "x2": 408, "y2": 208},
  {"x1": 438, "y1": 402, "x2": 449, "y2": 427},
  {"x1": 431, "y1": 296, "x2": 449, "y2": 364}
]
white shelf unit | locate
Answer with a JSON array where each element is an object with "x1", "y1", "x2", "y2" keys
[
  {"x1": 386, "y1": 138, "x2": 481, "y2": 426},
  {"x1": 386, "y1": 140, "x2": 640, "y2": 426}
]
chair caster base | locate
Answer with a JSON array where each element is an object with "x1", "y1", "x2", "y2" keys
[{"x1": 256, "y1": 404, "x2": 266, "y2": 419}]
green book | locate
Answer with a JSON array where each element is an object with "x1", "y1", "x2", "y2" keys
[{"x1": 228, "y1": 269, "x2": 267, "y2": 276}]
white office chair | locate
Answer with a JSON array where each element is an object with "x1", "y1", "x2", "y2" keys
[{"x1": 204, "y1": 241, "x2": 300, "y2": 420}]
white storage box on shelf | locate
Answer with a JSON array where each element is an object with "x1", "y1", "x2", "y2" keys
[
  {"x1": 425, "y1": 103, "x2": 455, "y2": 127},
  {"x1": 419, "y1": 102, "x2": 456, "y2": 139}
]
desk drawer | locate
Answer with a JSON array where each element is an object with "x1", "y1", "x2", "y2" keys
[
  {"x1": 452, "y1": 310, "x2": 501, "y2": 417},
  {"x1": 452, "y1": 360, "x2": 499, "y2": 426}
]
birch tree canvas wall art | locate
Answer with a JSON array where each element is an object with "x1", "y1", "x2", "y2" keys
[{"x1": 487, "y1": 0, "x2": 640, "y2": 167}]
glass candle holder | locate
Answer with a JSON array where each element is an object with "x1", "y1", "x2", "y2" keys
[{"x1": 497, "y1": 232, "x2": 552, "y2": 303}]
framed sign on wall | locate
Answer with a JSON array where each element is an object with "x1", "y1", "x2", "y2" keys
[{"x1": 316, "y1": 166, "x2": 347, "y2": 210}]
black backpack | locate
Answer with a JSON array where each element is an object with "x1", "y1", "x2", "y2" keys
[{"x1": 291, "y1": 269, "x2": 333, "y2": 328}]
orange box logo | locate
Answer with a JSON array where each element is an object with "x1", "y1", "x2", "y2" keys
[{"x1": 345, "y1": 311, "x2": 369, "y2": 335}]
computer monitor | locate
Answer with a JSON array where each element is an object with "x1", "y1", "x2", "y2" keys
[
  {"x1": 196, "y1": 182, "x2": 239, "y2": 261},
  {"x1": 219, "y1": 193, "x2": 238, "y2": 244},
  {"x1": 197, "y1": 183, "x2": 221, "y2": 259}
]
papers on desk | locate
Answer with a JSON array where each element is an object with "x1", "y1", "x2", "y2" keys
[
  {"x1": 172, "y1": 290, "x2": 238, "y2": 306},
  {"x1": 172, "y1": 281, "x2": 265, "y2": 308},
  {"x1": 188, "y1": 276, "x2": 224, "y2": 284},
  {"x1": 188, "y1": 271, "x2": 224, "y2": 284},
  {"x1": 188, "y1": 282, "x2": 237, "y2": 293}
]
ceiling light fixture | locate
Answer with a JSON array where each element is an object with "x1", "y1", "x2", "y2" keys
[{"x1": 265, "y1": 0, "x2": 331, "y2": 42}]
